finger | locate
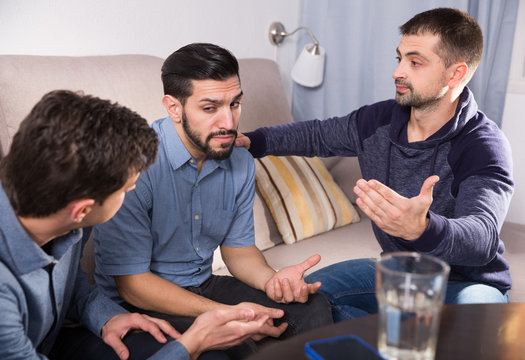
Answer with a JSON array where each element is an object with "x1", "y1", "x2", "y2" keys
[
  {"x1": 234, "y1": 133, "x2": 251, "y2": 148},
  {"x1": 247, "y1": 303, "x2": 284, "y2": 319},
  {"x1": 307, "y1": 281, "x2": 322, "y2": 294},
  {"x1": 142, "y1": 315, "x2": 181, "y2": 340},
  {"x1": 218, "y1": 308, "x2": 257, "y2": 323},
  {"x1": 368, "y1": 179, "x2": 403, "y2": 205},
  {"x1": 266, "y1": 307, "x2": 285, "y2": 319},
  {"x1": 294, "y1": 284, "x2": 309, "y2": 303},
  {"x1": 280, "y1": 278, "x2": 295, "y2": 303},
  {"x1": 104, "y1": 334, "x2": 130, "y2": 360},
  {"x1": 230, "y1": 314, "x2": 271, "y2": 343},
  {"x1": 354, "y1": 180, "x2": 382, "y2": 212},
  {"x1": 273, "y1": 277, "x2": 283, "y2": 301},
  {"x1": 356, "y1": 180, "x2": 395, "y2": 217},
  {"x1": 260, "y1": 321, "x2": 289, "y2": 338},
  {"x1": 127, "y1": 315, "x2": 168, "y2": 344},
  {"x1": 248, "y1": 315, "x2": 273, "y2": 341},
  {"x1": 355, "y1": 196, "x2": 382, "y2": 224}
]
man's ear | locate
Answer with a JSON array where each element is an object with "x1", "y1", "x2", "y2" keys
[
  {"x1": 162, "y1": 95, "x2": 183, "y2": 123},
  {"x1": 69, "y1": 199, "x2": 96, "y2": 223},
  {"x1": 448, "y1": 63, "x2": 468, "y2": 88}
]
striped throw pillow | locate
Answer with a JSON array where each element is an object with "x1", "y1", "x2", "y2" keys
[{"x1": 255, "y1": 155, "x2": 360, "y2": 244}]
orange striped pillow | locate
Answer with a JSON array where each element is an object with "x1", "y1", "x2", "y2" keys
[{"x1": 255, "y1": 156, "x2": 360, "y2": 244}]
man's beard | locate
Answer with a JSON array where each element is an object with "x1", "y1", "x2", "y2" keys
[
  {"x1": 394, "y1": 80, "x2": 444, "y2": 110},
  {"x1": 182, "y1": 111, "x2": 237, "y2": 160}
]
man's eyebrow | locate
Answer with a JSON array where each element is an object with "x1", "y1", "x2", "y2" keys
[
  {"x1": 396, "y1": 48, "x2": 429, "y2": 62},
  {"x1": 199, "y1": 90, "x2": 243, "y2": 104}
]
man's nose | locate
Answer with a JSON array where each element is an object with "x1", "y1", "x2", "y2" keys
[
  {"x1": 217, "y1": 107, "x2": 234, "y2": 130},
  {"x1": 392, "y1": 62, "x2": 406, "y2": 80}
]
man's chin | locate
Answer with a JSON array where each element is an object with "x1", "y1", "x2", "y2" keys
[
  {"x1": 395, "y1": 93, "x2": 409, "y2": 105},
  {"x1": 207, "y1": 147, "x2": 234, "y2": 160}
]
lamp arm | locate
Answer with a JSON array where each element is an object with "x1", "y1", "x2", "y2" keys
[{"x1": 282, "y1": 26, "x2": 319, "y2": 46}]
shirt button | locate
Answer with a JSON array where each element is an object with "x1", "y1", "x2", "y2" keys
[
  {"x1": 190, "y1": 159, "x2": 194, "y2": 164},
  {"x1": 194, "y1": 215, "x2": 199, "y2": 220},
  {"x1": 57, "y1": 303, "x2": 61, "y2": 308},
  {"x1": 195, "y1": 183, "x2": 199, "y2": 187},
  {"x1": 196, "y1": 247, "x2": 200, "y2": 252}
]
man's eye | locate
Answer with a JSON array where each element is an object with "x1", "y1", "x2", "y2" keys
[
  {"x1": 231, "y1": 101, "x2": 241, "y2": 108},
  {"x1": 203, "y1": 106, "x2": 216, "y2": 112},
  {"x1": 395, "y1": 56, "x2": 401, "y2": 63},
  {"x1": 411, "y1": 61, "x2": 421, "y2": 67}
]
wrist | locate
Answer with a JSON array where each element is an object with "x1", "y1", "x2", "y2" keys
[
  {"x1": 176, "y1": 337, "x2": 202, "y2": 360},
  {"x1": 260, "y1": 268, "x2": 278, "y2": 291}
]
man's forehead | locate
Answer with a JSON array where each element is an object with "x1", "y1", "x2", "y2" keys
[
  {"x1": 397, "y1": 33, "x2": 441, "y2": 57},
  {"x1": 190, "y1": 77, "x2": 242, "y2": 101}
]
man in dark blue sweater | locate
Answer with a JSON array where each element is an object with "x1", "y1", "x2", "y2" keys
[{"x1": 237, "y1": 8, "x2": 514, "y2": 321}]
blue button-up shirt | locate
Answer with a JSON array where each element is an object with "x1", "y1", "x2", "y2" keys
[
  {"x1": 0, "y1": 186, "x2": 125, "y2": 358},
  {"x1": 0, "y1": 184, "x2": 190, "y2": 360},
  {"x1": 94, "y1": 116, "x2": 256, "y2": 302}
]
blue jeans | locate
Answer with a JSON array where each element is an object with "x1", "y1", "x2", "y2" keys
[{"x1": 305, "y1": 258, "x2": 509, "y2": 322}]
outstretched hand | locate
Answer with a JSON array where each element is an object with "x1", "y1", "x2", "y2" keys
[
  {"x1": 265, "y1": 254, "x2": 322, "y2": 303},
  {"x1": 101, "y1": 313, "x2": 181, "y2": 360},
  {"x1": 353, "y1": 175, "x2": 439, "y2": 240}
]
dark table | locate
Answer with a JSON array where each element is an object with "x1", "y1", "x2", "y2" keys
[{"x1": 247, "y1": 303, "x2": 525, "y2": 360}]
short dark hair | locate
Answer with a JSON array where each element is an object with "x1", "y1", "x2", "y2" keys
[
  {"x1": 400, "y1": 8, "x2": 483, "y2": 78},
  {"x1": 0, "y1": 90, "x2": 159, "y2": 217},
  {"x1": 161, "y1": 43, "x2": 239, "y2": 104}
]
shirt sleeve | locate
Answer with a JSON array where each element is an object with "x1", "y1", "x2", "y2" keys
[
  {"x1": 411, "y1": 124, "x2": 514, "y2": 267},
  {"x1": 67, "y1": 229, "x2": 128, "y2": 334},
  {"x1": 221, "y1": 151, "x2": 256, "y2": 248},
  {"x1": 67, "y1": 268, "x2": 127, "y2": 335},
  {"x1": 94, "y1": 173, "x2": 154, "y2": 276},
  {"x1": 0, "y1": 278, "x2": 49, "y2": 359},
  {"x1": 147, "y1": 341, "x2": 190, "y2": 360},
  {"x1": 246, "y1": 114, "x2": 359, "y2": 158}
]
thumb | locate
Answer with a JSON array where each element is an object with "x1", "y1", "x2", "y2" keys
[
  {"x1": 298, "y1": 254, "x2": 321, "y2": 273},
  {"x1": 419, "y1": 175, "x2": 439, "y2": 201}
]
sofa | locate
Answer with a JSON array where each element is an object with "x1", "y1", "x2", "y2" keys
[{"x1": 0, "y1": 54, "x2": 524, "y2": 303}]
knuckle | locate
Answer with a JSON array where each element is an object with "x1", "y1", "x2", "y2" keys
[{"x1": 390, "y1": 212, "x2": 401, "y2": 221}]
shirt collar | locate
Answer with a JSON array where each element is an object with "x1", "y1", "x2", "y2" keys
[{"x1": 0, "y1": 185, "x2": 82, "y2": 275}]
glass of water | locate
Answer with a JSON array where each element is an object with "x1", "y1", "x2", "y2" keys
[{"x1": 376, "y1": 252, "x2": 450, "y2": 360}]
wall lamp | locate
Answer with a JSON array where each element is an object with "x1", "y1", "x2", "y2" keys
[{"x1": 269, "y1": 21, "x2": 325, "y2": 88}]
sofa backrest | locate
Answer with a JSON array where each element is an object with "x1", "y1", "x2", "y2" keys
[
  {"x1": 0, "y1": 55, "x2": 167, "y2": 158},
  {"x1": 0, "y1": 54, "x2": 289, "y2": 277}
]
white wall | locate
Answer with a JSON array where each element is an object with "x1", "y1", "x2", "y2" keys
[
  {"x1": 2, "y1": 0, "x2": 525, "y2": 224},
  {"x1": 0, "y1": 0, "x2": 301, "y2": 103}
]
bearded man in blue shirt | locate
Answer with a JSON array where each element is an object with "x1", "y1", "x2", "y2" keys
[
  {"x1": 93, "y1": 43, "x2": 333, "y2": 359},
  {"x1": 0, "y1": 90, "x2": 275, "y2": 360}
]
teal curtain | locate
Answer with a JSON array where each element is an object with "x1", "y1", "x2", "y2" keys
[{"x1": 292, "y1": 0, "x2": 519, "y2": 127}]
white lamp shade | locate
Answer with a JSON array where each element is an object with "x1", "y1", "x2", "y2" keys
[{"x1": 291, "y1": 43, "x2": 326, "y2": 87}]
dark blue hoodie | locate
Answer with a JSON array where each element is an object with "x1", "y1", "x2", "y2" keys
[{"x1": 247, "y1": 87, "x2": 514, "y2": 292}]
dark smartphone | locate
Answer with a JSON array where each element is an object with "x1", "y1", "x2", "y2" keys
[{"x1": 305, "y1": 335, "x2": 386, "y2": 360}]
